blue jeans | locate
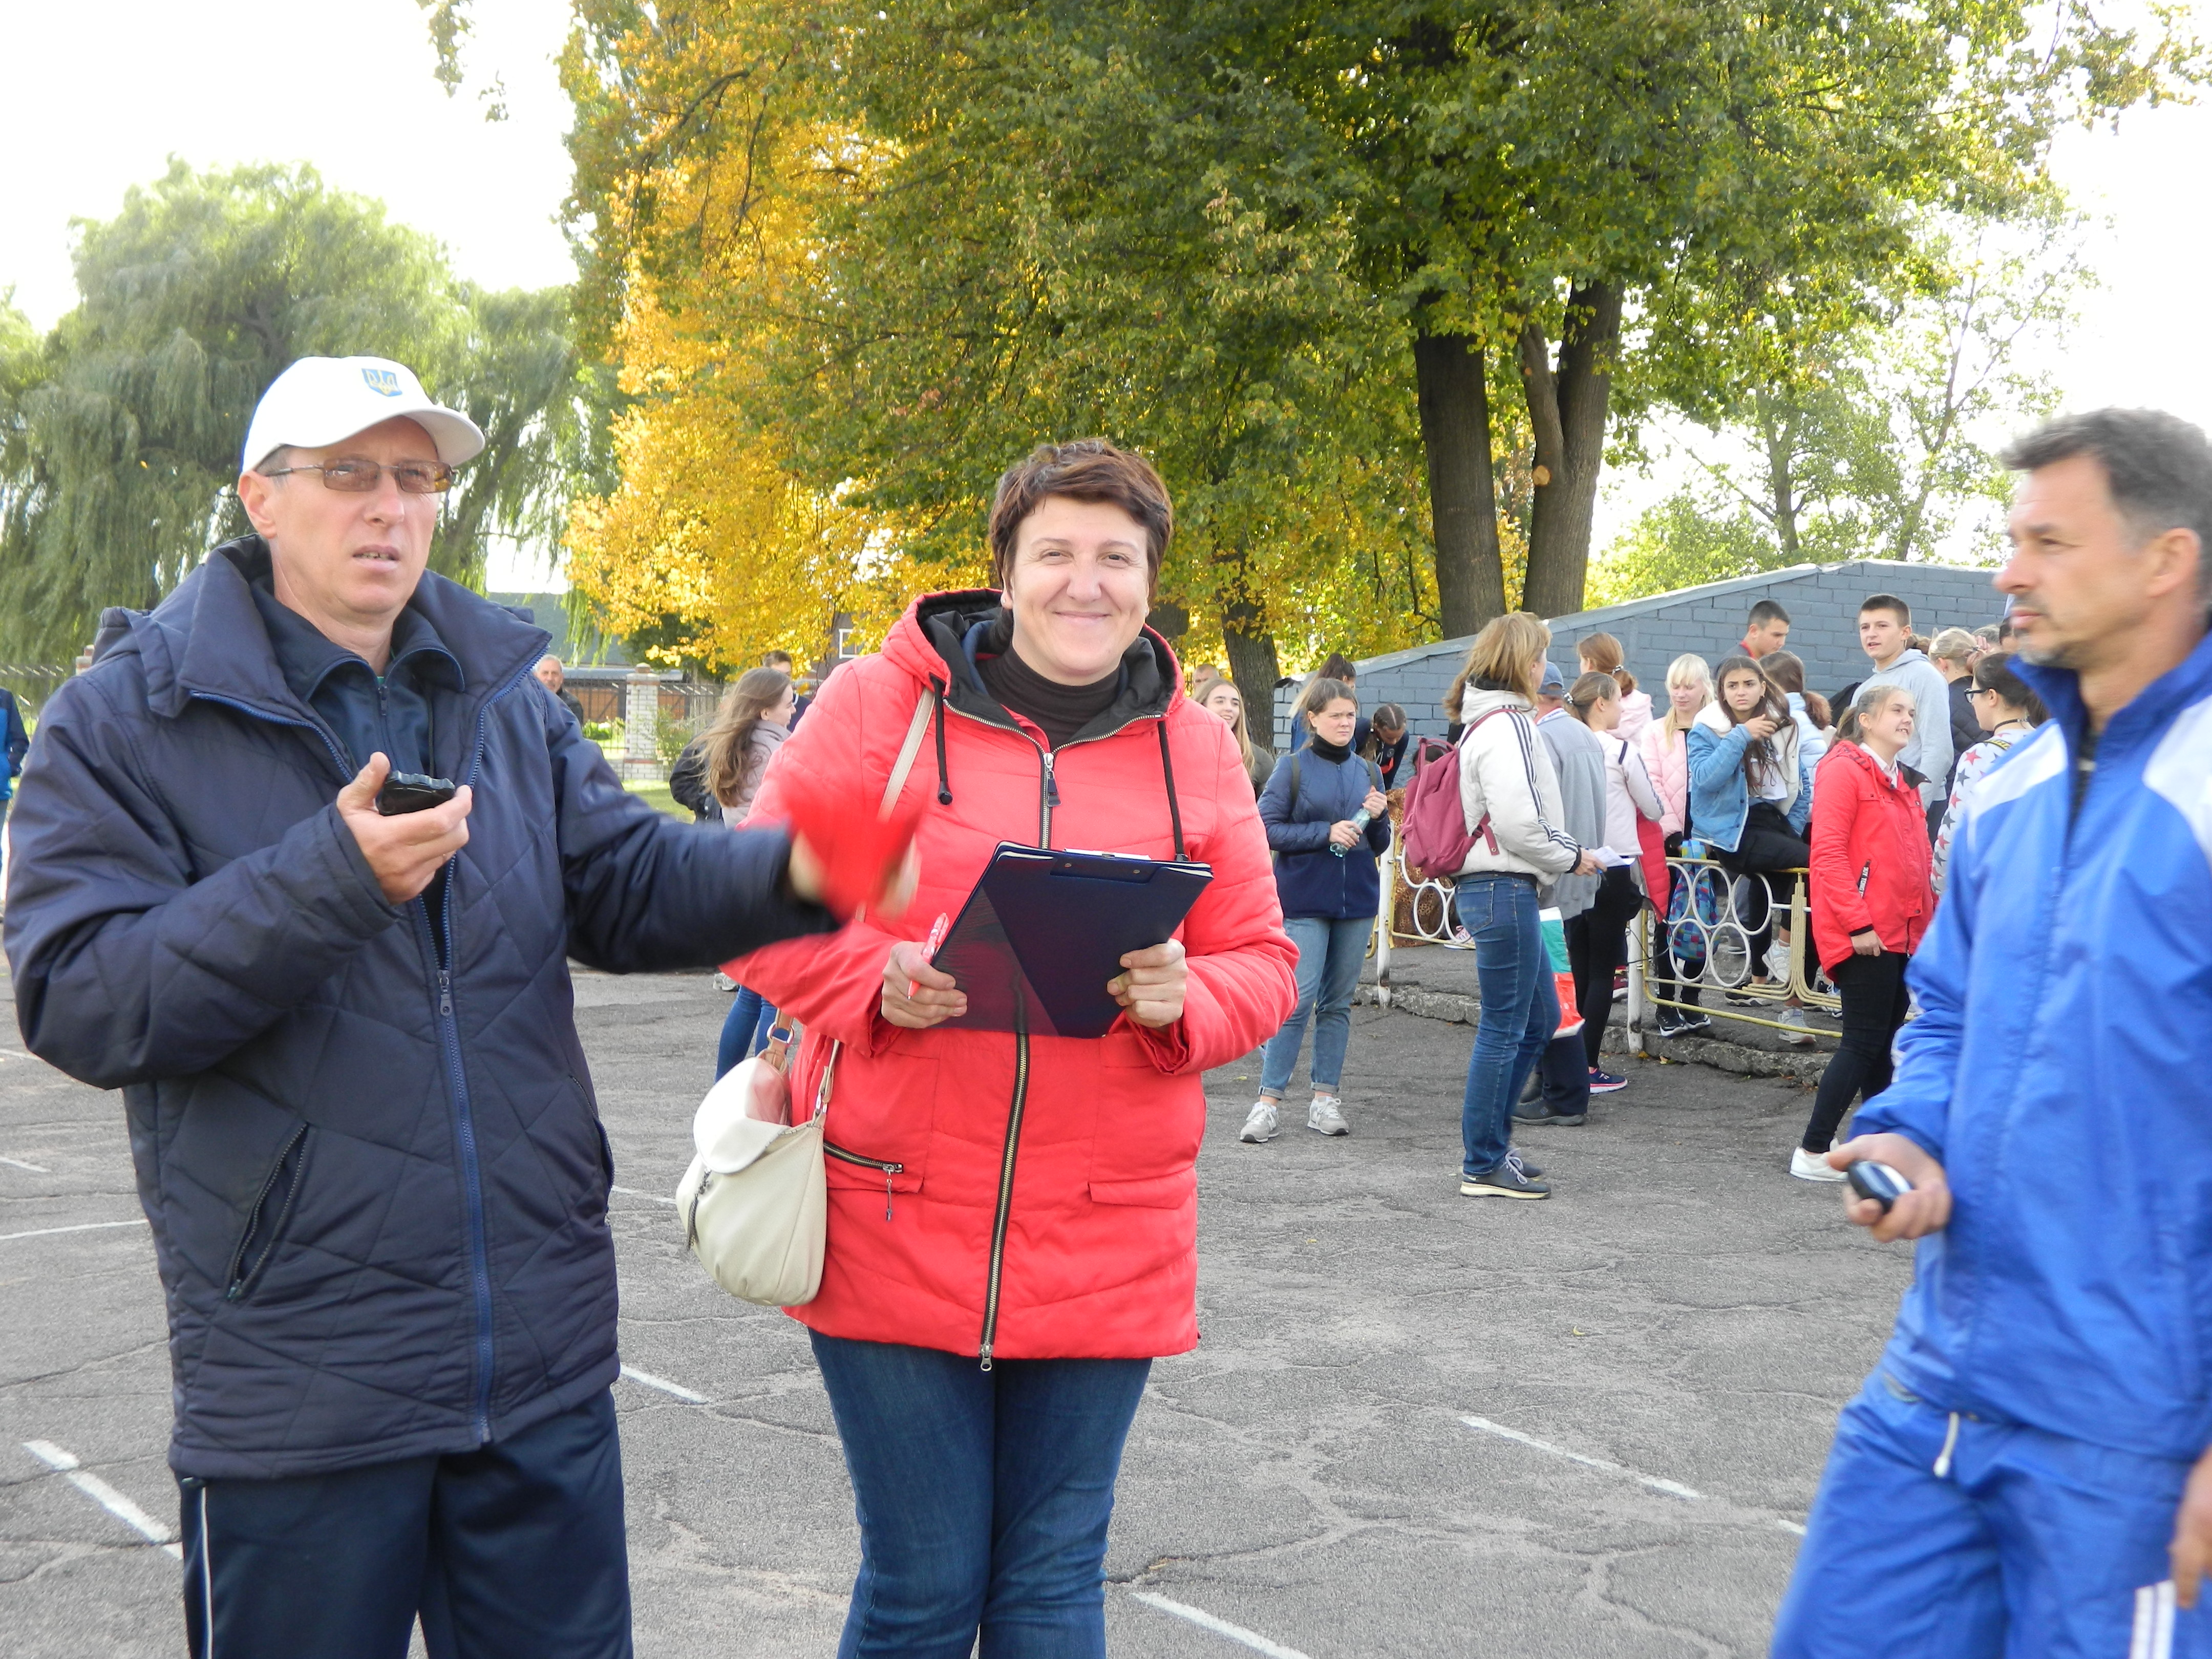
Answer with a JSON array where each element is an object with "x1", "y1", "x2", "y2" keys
[
  {"x1": 179, "y1": 1390, "x2": 629, "y2": 1659},
  {"x1": 716, "y1": 986, "x2": 777, "y2": 1078},
  {"x1": 1258, "y1": 914, "x2": 1372, "y2": 1097},
  {"x1": 1456, "y1": 876, "x2": 1557, "y2": 1176},
  {"x1": 810, "y1": 1334, "x2": 1151, "y2": 1659},
  {"x1": 1773, "y1": 1371, "x2": 2212, "y2": 1656}
]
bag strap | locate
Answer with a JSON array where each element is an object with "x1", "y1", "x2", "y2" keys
[
  {"x1": 882, "y1": 686, "x2": 938, "y2": 818},
  {"x1": 815, "y1": 684, "x2": 937, "y2": 1132}
]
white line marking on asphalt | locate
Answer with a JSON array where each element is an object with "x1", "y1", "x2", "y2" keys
[
  {"x1": 0, "y1": 1218, "x2": 147, "y2": 1243},
  {"x1": 1130, "y1": 1592, "x2": 1313, "y2": 1659},
  {"x1": 1460, "y1": 1414, "x2": 1704, "y2": 1501},
  {"x1": 23, "y1": 1440, "x2": 183, "y2": 1558},
  {"x1": 0, "y1": 1155, "x2": 49, "y2": 1172},
  {"x1": 1775, "y1": 1519, "x2": 1808, "y2": 1537},
  {"x1": 619, "y1": 1365, "x2": 709, "y2": 1404},
  {"x1": 608, "y1": 1184, "x2": 676, "y2": 1206}
]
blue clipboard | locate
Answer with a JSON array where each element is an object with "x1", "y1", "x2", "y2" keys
[{"x1": 932, "y1": 843, "x2": 1214, "y2": 1038}]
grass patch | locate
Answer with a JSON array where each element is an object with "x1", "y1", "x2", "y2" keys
[{"x1": 624, "y1": 781, "x2": 690, "y2": 821}]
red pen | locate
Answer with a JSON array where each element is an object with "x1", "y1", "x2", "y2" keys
[{"x1": 907, "y1": 912, "x2": 950, "y2": 999}]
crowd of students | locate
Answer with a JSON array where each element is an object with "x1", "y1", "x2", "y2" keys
[{"x1": 1198, "y1": 586, "x2": 2039, "y2": 1199}]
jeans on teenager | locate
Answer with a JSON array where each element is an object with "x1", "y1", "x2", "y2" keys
[
  {"x1": 1457, "y1": 875, "x2": 1557, "y2": 1177},
  {"x1": 717, "y1": 985, "x2": 777, "y2": 1078},
  {"x1": 1258, "y1": 914, "x2": 1372, "y2": 1097},
  {"x1": 810, "y1": 1334, "x2": 1151, "y2": 1659},
  {"x1": 1801, "y1": 949, "x2": 1913, "y2": 1152},
  {"x1": 178, "y1": 1389, "x2": 629, "y2": 1659},
  {"x1": 1564, "y1": 866, "x2": 1642, "y2": 1070}
]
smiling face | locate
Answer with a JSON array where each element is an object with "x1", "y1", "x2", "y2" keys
[
  {"x1": 1002, "y1": 495, "x2": 1153, "y2": 686},
  {"x1": 1720, "y1": 668, "x2": 1767, "y2": 715},
  {"x1": 1860, "y1": 690, "x2": 1916, "y2": 756},
  {"x1": 1200, "y1": 682, "x2": 1243, "y2": 726},
  {"x1": 1307, "y1": 696, "x2": 1359, "y2": 747},
  {"x1": 1858, "y1": 607, "x2": 1907, "y2": 667},
  {"x1": 237, "y1": 416, "x2": 440, "y2": 660}
]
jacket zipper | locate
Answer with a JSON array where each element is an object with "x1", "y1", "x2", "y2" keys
[
  {"x1": 823, "y1": 1143, "x2": 905, "y2": 1220},
  {"x1": 223, "y1": 1122, "x2": 309, "y2": 1300},
  {"x1": 438, "y1": 658, "x2": 538, "y2": 1441},
  {"x1": 928, "y1": 696, "x2": 1155, "y2": 1371},
  {"x1": 977, "y1": 1025, "x2": 1031, "y2": 1370}
]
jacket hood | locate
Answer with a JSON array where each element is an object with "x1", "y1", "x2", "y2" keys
[
  {"x1": 1459, "y1": 685, "x2": 1533, "y2": 724},
  {"x1": 880, "y1": 589, "x2": 1183, "y2": 739},
  {"x1": 95, "y1": 537, "x2": 549, "y2": 743}
]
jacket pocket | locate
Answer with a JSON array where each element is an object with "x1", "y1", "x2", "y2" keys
[
  {"x1": 1088, "y1": 1172, "x2": 1193, "y2": 1209},
  {"x1": 224, "y1": 1123, "x2": 312, "y2": 1303}
]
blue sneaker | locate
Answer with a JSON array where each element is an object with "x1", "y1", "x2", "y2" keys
[{"x1": 1586, "y1": 1069, "x2": 1628, "y2": 1094}]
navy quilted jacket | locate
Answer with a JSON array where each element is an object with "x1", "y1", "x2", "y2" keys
[{"x1": 4, "y1": 540, "x2": 830, "y2": 1479}]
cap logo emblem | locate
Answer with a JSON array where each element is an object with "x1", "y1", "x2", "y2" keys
[{"x1": 362, "y1": 367, "x2": 402, "y2": 397}]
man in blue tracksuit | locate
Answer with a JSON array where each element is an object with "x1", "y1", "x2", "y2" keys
[
  {"x1": 3, "y1": 357, "x2": 864, "y2": 1658},
  {"x1": 1772, "y1": 408, "x2": 2212, "y2": 1657}
]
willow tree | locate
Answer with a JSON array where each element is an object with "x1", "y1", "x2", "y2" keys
[{"x1": 0, "y1": 162, "x2": 588, "y2": 662}]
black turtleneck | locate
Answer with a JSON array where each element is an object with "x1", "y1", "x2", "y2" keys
[
  {"x1": 1307, "y1": 733, "x2": 1352, "y2": 764},
  {"x1": 979, "y1": 644, "x2": 1122, "y2": 750}
]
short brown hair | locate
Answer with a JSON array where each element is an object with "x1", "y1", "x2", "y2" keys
[{"x1": 988, "y1": 439, "x2": 1172, "y2": 593}]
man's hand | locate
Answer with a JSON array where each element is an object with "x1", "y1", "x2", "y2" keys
[
  {"x1": 336, "y1": 754, "x2": 472, "y2": 904},
  {"x1": 791, "y1": 837, "x2": 917, "y2": 917},
  {"x1": 881, "y1": 939, "x2": 966, "y2": 1029},
  {"x1": 1109, "y1": 940, "x2": 1187, "y2": 1029},
  {"x1": 1851, "y1": 928, "x2": 1882, "y2": 958},
  {"x1": 1328, "y1": 820, "x2": 1362, "y2": 849},
  {"x1": 2171, "y1": 1446, "x2": 2212, "y2": 1608},
  {"x1": 1826, "y1": 1132, "x2": 1951, "y2": 1242}
]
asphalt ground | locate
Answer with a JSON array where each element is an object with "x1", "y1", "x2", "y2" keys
[{"x1": 0, "y1": 963, "x2": 1911, "y2": 1658}]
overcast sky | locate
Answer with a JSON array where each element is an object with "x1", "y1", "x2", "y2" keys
[{"x1": 3, "y1": 1, "x2": 2206, "y2": 593}]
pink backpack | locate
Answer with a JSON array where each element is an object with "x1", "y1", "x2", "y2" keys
[{"x1": 1399, "y1": 711, "x2": 1507, "y2": 883}]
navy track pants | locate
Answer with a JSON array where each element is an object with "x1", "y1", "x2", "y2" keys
[{"x1": 178, "y1": 1388, "x2": 629, "y2": 1659}]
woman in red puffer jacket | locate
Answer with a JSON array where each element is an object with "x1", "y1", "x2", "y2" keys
[
  {"x1": 1791, "y1": 683, "x2": 1934, "y2": 1182},
  {"x1": 728, "y1": 440, "x2": 1296, "y2": 1659}
]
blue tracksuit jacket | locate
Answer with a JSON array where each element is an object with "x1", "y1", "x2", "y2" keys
[{"x1": 1859, "y1": 630, "x2": 2212, "y2": 1461}]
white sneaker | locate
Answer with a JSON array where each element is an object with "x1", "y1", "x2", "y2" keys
[
  {"x1": 1308, "y1": 1095, "x2": 1350, "y2": 1136},
  {"x1": 1776, "y1": 1005, "x2": 1819, "y2": 1047},
  {"x1": 1239, "y1": 1100, "x2": 1280, "y2": 1144},
  {"x1": 713, "y1": 971, "x2": 737, "y2": 992},
  {"x1": 1791, "y1": 1146, "x2": 1846, "y2": 1182},
  {"x1": 1766, "y1": 941, "x2": 1793, "y2": 983}
]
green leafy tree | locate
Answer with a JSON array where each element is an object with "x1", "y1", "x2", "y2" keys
[{"x1": 0, "y1": 162, "x2": 587, "y2": 662}]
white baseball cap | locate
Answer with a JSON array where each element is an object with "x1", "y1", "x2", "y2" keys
[{"x1": 240, "y1": 356, "x2": 485, "y2": 472}]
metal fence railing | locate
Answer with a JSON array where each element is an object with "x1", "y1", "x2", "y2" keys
[{"x1": 1368, "y1": 839, "x2": 1838, "y2": 1049}]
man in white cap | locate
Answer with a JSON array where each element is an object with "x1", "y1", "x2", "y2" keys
[{"x1": 3, "y1": 357, "x2": 878, "y2": 1658}]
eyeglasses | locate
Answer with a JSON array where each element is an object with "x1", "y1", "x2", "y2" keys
[
  {"x1": 1965, "y1": 687, "x2": 1996, "y2": 700},
  {"x1": 263, "y1": 459, "x2": 456, "y2": 495}
]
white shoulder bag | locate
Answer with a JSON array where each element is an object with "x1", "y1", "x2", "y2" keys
[{"x1": 674, "y1": 685, "x2": 938, "y2": 1306}]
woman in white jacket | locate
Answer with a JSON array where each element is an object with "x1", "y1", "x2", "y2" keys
[{"x1": 1446, "y1": 613, "x2": 1602, "y2": 1200}]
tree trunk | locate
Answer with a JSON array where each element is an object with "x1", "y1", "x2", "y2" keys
[
  {"x1": 1214, "y1": 543, "x2": 1282, "y2": 756},
  {"x1": 1413, "y1": 331, "x2": 1506, "y2": 639},
  {"x1": 1754, "y1": 390, "x2": 1802, "y2": 562},
  {"x1": 1519, "y1": 281, "x2": 1623, "y2": 620}
]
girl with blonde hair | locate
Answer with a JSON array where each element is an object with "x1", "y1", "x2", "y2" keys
[
  {"x1": 1449, "y1": 613, "x2": 1601, "y2": 1199},
  {"x1": 1641, "y1": 655, "x2": 1712, "y2": 1036},
  {"x1": 1187, "y1": 668, "x2": 1271, "y2": 798}
]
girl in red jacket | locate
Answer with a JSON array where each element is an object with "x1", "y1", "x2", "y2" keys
[
  {"x1": 729, "y1": 441, "x2": 1298, "y2": 1658},
  {"x1": 1792, "y1": 684, "x2": 1934, "y2": 1181}
]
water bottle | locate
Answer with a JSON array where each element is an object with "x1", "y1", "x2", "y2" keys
[{"x1": 1332, "y1": 806, "x2": 1373, "y2": 857}]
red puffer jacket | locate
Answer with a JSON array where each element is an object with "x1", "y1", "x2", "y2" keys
[
  {"x1": 1808, "y1": 740, "x2": 1934, "y2": 973},
  {"x1": 728, "y1": 592, "x2": 1298, "y2": 1364}
]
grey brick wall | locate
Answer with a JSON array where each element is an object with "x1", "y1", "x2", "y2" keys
[{"x1": 1273, "y1": 559, "x2": 2006, "y2": 747}]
